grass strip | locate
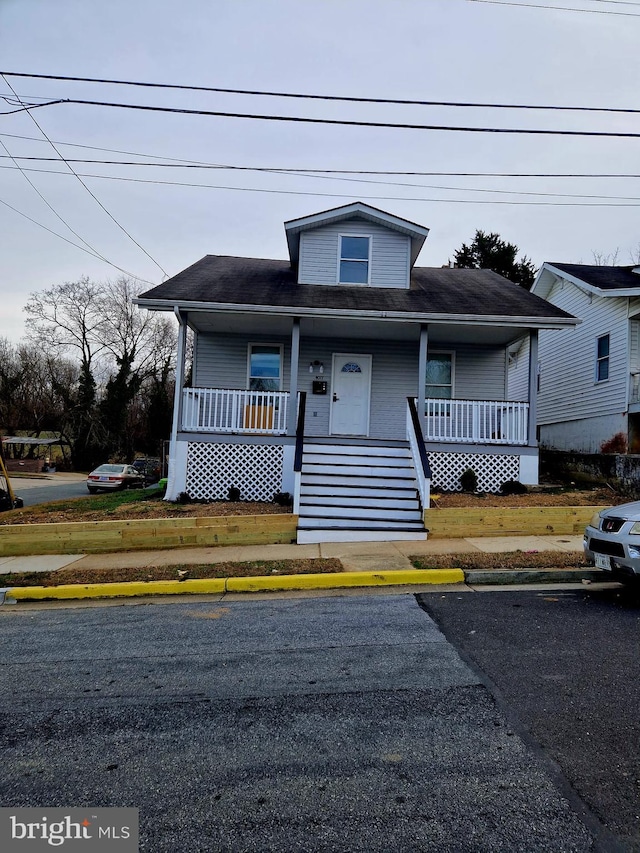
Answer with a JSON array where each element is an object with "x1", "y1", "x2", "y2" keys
[{"x1": 0, "y1": 559, "x2": 343, "y2": 587}]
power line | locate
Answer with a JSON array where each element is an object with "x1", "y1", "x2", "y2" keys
[
  {"x1": 16, "y1": 97, "x2": 640, "y2": 138},
  {"x1": 3, "y1": 162, "x2": 639, "y2": 207},
  {"x1": 0, "y1": 135, "x2": 638, "y2": 178},
  {"x1": 3, "y1": 152, "x2": 640, "y2": 180},
  {"x1": 0, "y1": 195, "x2": 155, "y2": 282},
  {"x1": 3, "y1": 157, "x2": 640, "y2": 201},
  {"x1": 1, "y1": 75, "x2": 169, "y2": 278},
  {"x1": 0, "y1": 138, "x2": 125, "y2": 265},
  {"x1": 2, "y1": 70, "x2": 640, "y2": 114},
  {"x1": 467, "y1": 0, "x2": 640, "y2": 14}
]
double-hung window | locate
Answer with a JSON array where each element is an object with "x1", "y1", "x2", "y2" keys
[
  {"x1": 339, "y1": 235, "x2": 370, "y2": 284},
  {"x1": 596, "y1": 334, "x2": 610, "y2": 382},
  {"x1": 425, "y1": 353, "x2": 454, "y2": 400},
  {"x1": 248, "y1": 344, "x2": 282, "y2": 391}
]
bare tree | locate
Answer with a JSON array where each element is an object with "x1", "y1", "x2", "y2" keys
[{"x1": 23, "y1": 276, "x2": 177, "y2": 467}]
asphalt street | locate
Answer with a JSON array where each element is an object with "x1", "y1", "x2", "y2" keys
[
  {"x1": 8, "y1": 473, "x2": 88, "y2": 507},
  {"x1": 418, "y1": 585, "x2": 640, "y2": 852},
  {"x1": 0, "y1": 592, "x2": 612, "y2": 852}
]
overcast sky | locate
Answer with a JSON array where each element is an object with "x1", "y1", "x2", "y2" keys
[{"x1": 1, "y1": 0, "x2": 639, "y2": 342}]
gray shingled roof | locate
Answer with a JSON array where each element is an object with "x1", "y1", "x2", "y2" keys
[
  {"x1": 138, "y1": 255, "x2": 574, "y2": 320},
  {"x1": 548, "y1": 263, "x2": 640, "y2": 291}
]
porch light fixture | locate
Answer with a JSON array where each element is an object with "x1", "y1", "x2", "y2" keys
[{"x1": 309, "y1": 360, "x2": 324, "y2": 374}]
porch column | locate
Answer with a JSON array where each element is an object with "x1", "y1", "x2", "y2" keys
[
  {"x1": 170, "y1": 309, "x2": 188, "y2": 442},
  {"x1": 418, "y1": 324, "x2": 429, "y2": 434},
  {"x1": 527, "y1": 329, "x2": 539, "y2": 446},
  {"x1": 287, "y1": 317, "x2": 301, "y2": 435}
]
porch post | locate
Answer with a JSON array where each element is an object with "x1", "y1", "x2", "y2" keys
[
  {"x1": 418, "y1": 324, "x2": 429, "y2": 434},
  {"x1": 527, "y1": 329, "x2": 539, "y2": 446},
  {"x1": 288, "y1": 317, "x2": 301, "y2": 435},
  {"x1": 171, "y1": 309, "x2": 188, "y2": 441}
]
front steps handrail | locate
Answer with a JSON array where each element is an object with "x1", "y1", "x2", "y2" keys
[
  {"x1": 406, "y1": 397, "x2": 431, "y2": 510},
  {"x1": 293, "y1": 391, "x2": 306, "y2": 514}
]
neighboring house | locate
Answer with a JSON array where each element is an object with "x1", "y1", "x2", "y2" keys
[
  {"x1": 136, "y1": 202, "x2": 576, "y2": 543},
  {"x1": 508, "y1": 263, "x2": 640, "y2": 455}
]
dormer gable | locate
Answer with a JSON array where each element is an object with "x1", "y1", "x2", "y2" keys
[{"x1": 284, "y1": 202, "x2": 429, "y2": 290}]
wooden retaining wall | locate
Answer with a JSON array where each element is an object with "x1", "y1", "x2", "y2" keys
[
  {"x1": 423, "y1": 506, "x2": 604, "y2": 539},
  {"x1": 0, "y1": 514, "x2": 298, "y2": 556}
]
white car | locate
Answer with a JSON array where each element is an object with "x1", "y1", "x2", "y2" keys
[
  {"x1": 87, "y1": 464, "x2": 146, "y2": 493},
  {"x1": 584, "y1": 501, "x2": 640, "y2": 582}
]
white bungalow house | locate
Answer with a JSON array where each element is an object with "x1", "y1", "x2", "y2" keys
[
  {"x1": 508, "y1": 263, "x2": 640, "y2": 455},
  {"x1": 136, "y1": 203, "x2": 576, "y2": 543}
]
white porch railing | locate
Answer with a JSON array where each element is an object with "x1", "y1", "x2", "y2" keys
[
  {"x1": 182, "y1": 388, "x2": 289, "y2": 434},
  {"x1": 423, "y1": 398, "x2": 529, "y2": 445}
]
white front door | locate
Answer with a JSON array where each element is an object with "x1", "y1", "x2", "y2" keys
[{"x1": 330, "y1": 354, "x2": 372, "y2": 436}]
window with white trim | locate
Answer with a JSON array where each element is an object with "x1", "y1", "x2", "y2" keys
[
  {"x1": 425, "y1": 352, "x2": 454, "y2": 399},
  {"x1": 247, "y1": 344, "x2": 282, "y2": 391},
  {"x1": 596, "y1": 334, "x2": 610, "y2": 382},
  {"x1": 339, "y1": 235, "x2": 370, "y2": 284}
]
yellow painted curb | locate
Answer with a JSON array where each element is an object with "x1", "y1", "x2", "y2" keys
[
  {"x1": 7, "y1": 578, "x2": 227, "y2": 601},
  {"x1": 227, "y1": 569, "x2": 464, "y2": 592},
  {"x1": 4, "y1": 569, "x2": 464, "y2": 601}
]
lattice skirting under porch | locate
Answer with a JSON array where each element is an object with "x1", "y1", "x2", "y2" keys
[
  {"x1": 429, "y1": 452, "x2": 520, "y2": 493},
  {"x1": 186, "y1": 442, "x2": 284, "y2": 501}
]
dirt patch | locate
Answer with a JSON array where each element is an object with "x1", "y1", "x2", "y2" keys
[
  {"x1": 0, "y1": 558, "x2": 342, "y2": 587},
  {"x1": 410, "y1": 551, "x2": 587, "y2": 571},
  {"x1": 430, "y1": 488, "x2": 620, "y2": 509},
  {"x1": 1, "y1": 499, "x2": 290, "y2": 525}
]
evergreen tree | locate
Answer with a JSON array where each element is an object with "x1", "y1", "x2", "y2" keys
[{"x1": 452, "y1": 230, "x2": 536, "y2": 289}]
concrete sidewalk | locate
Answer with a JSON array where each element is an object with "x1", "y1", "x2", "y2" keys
[{"x1": 0, "y1": 534, "x2": 585, "y2": 575}]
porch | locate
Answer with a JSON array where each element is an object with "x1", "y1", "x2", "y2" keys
[{"x1": 180, "y1": 387, "x2": 530, "y2": 445}]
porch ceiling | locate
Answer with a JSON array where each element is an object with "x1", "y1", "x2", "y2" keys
[{"x1": 187, "y1": 310, "x2": 531, "y2": 345}]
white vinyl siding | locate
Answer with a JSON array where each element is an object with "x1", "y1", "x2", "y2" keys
[
  {"x1": 298, "y1": 219, "x2": 411, "y2": 288},
  {"x1": 195, "y1": 334, "x2": 291, "y2": 390},
  {"x1": 452, "y1": 345, "x2": 507, "y2": 400},
  {"x1": 507, "y1": 336, "x2": 530, "y2": 402},
  {"x1": 537, "y1": 277, "x2": 628, "y2": 426}
]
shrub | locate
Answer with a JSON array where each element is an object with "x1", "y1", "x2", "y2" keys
[
  {"x1": 600, "y1": 432, "x2": 627, "y2": 454},
  {"x1": 176, "y1": 491, "x2": 191, "y2": 504},
  {"x1": 500, "y1": 479, "x2": 528, "y2": 495},
  {"x1": 227, "y1": 486, "x2": 241, "y2": 501},
  {"x1": 459, "y1": 468, "x2": 478, "y2": 493},
  {"x1": 273, "y1": 491, "x2": 293, "y2": 506}
]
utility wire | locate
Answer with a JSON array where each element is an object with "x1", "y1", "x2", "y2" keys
[
  {"x1": 2, "y1": 162, "x2": 639, "y2": 206},
  {"x1": 4, "y1": 154, "x2": 640, "y2": 181},
  {"x1": 2, "y1": 71, "x2": 640, "y2": 114},
  {"x1": 2, "y1": 158, "x2": 640, "y2": 201},
  {"x1": 0, "y1": 134, "x2": 637, "y2": 179},
  {"x1": 0, "y1": 138, "x2": 127, "y2": 264},
  {"x1": 466, "y1": 0, "x2": 640, "y2": 15},
  {"x1": 1, "y1": 75, "x2": 169, "y2": 278},
  {"x1": 12, "y1": 96, "x2": 640, "y2": 138},
  {"x1": 0, "y1": 196, "x2": 154, "y2": 282}
]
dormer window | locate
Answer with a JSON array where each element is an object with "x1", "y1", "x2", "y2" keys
[{"x1": 339, "y1": 235, "x2": 370, "y2": 284}]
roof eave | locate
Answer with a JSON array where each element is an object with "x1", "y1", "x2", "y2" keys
[
  {"x1": 135, "y1": 297, "x2": 578, "y2": 330},
  {"x1": 541, "y1": 263, "x2": 640, "y2": 298}
]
